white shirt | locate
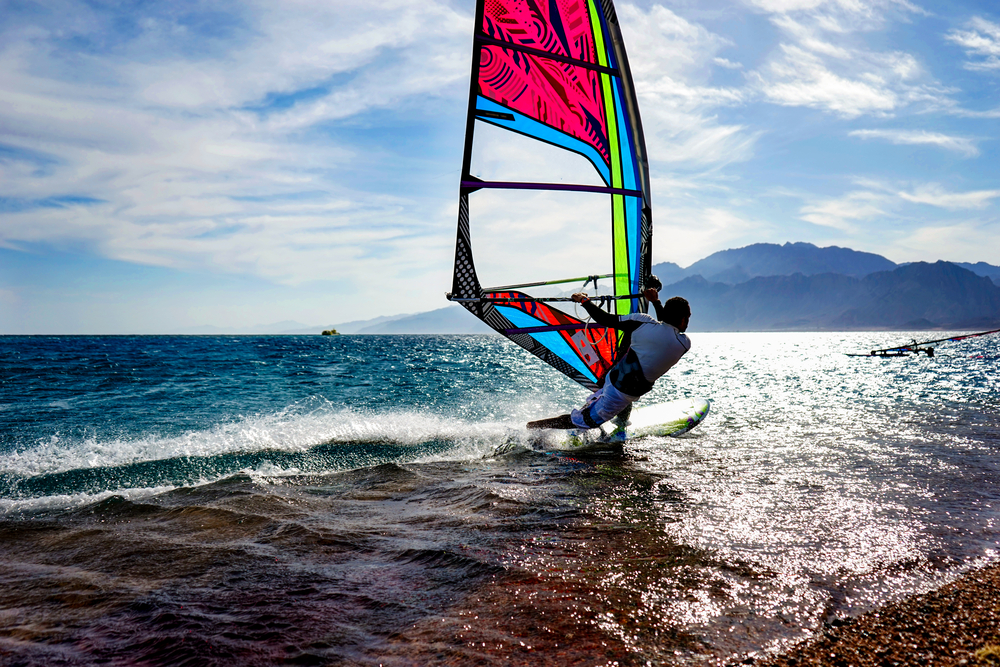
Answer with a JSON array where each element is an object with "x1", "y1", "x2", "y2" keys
[{"x1": 620, "y1": 313, "x2": 691, "y2": 382}]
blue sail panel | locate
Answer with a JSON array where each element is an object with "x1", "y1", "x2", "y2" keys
[{"x1": 495, "y1": 306, "x2": 599, "y2": 383}]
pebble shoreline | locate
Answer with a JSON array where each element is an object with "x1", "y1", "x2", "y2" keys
[{"x1": 757, "y1": 563, "x2": 1000, "y2": 667}]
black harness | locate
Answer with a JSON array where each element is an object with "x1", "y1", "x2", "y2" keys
[{"x1": 607, "y1": 347, "x2": 654, "y2": 396}]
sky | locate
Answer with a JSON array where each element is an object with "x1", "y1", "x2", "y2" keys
[{"x1": 1, "y1": 0, "x2": 999, "y2": 333}]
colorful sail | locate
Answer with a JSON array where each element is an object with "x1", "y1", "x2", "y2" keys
[{"x1": 447, "y1": 0, "x2": 652, "y2": 391}]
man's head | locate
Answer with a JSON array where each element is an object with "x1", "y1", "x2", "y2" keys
[{"x1": 661, "y1": 296, "x2": 690, "y2": 332}]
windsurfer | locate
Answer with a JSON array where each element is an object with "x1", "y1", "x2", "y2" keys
[{"x1": 527, "y1": 289, "x2": 691, "y2": 431}]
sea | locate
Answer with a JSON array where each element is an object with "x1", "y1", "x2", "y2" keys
[{"x1": 1, "y1": 332, "x2": 998, "y2": 666}]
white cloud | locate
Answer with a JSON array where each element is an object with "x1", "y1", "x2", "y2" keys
[
  {"x1": 654, "y1": 205, "x2": 767, "y2": 266},
  {"x1": 640, "y1": 103, "x2": 760, "y2": 166},
  {"x1": 749, "y1": 0, "x2": 951, "y2": 118},
  {"x1": 618, "y1": 4, "x2": 756, "y2": 166},
  {"x1": 956, "y1": 106, "x2": 1000, "y2": 118},
  {"x1": 888, "y1": 220, "x2": 1000, "y2": 265},
  {"x1": 747, "y1": 0, "x2": 928, "y2": 29},
  {"x1": 622, "y1": 4, "x2": 733, "y2": 81},
  {"x1": 754, "y1": 45, "x2": 899, "y2": 117},
  {"x1": 798, "y1": 180, "x2": 1000, "y2": 235},
  {"x1": 0, "y1": 0, "x2": 469, "y2": 298},
  {"x1": 713, "y1": 57, "x2": 744, "y2": 69},
  {"x1": 849, "y1": 129, "x2": 979, "y2": 157},
  {"x1": 749, "y1": 0, "x2": 826, "y2": 12},
  {"x1": 946, "y1": 17, "x2": 1000, "y2": 71},
  {"x1": 897, "y1": 184, "x2": 1000, "y2": 209},
  {"x1": 799, "y1": 190, "x2": 890, "y2": 230},
  {"x1": 124, "y1": 0, "x2": 469, "y2": 112}
]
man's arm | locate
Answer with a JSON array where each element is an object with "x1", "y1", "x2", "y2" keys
[
  {"x1": 650, "y1": 298, "x2": 666, "y2": 322},
  {"x1": 569, "y1": 292, "x2": 646, "y2": 331},
  {"x1": 640, "y1": 287, "x2": 667, "y2": 321},
  {"x1": 571, "y1": 293, "x2": 619, "y2": 327}
]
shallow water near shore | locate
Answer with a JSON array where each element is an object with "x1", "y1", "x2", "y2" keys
[{"x1": 2, "y1": 332, "x2": 999, "y2": 665}]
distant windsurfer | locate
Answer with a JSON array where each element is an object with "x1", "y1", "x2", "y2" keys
[{"x1": 527, "y1": 283, "x2": 691, "y2": 432}]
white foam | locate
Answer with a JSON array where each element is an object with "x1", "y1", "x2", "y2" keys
[
  {"x1": 0, "y1": 484, "x2": 177, "y2": 516},
  {"x1": 0, "y1": 401, "x2": 523, "y2": 480}
]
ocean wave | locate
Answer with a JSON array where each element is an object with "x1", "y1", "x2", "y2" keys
[
  {"x1": 0, "y1": 484, "x2": 178, "y2": 516},
  {"x1": 0, "y1": 403, "x2": 528, "y2": 504}
]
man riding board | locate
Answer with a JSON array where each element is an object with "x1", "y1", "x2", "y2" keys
[{"x1": 527, "y1": 280, "x2": 691, "y2": 432}]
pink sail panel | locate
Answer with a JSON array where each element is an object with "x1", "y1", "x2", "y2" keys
[
  {"x1": 478, "y1": 44, "x2": 611, "y2": 165},
  {"x1": 482, "y1": 0, "x2": 601, "y2": 64}
]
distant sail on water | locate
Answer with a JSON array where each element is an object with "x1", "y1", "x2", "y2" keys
[{"x1": 447, "y1": 0, "x2": 653, "y2": 391}]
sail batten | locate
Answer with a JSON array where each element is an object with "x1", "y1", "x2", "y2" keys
[
  {"x1": 475, "y1": 34, "x2": 621, "y2": 76},
  {"x1": 448, "y1": 0, "x2": 653, "y2": 391},
  {"x1": 461, "y1": 179, "x2": 641, "y2": 197}
]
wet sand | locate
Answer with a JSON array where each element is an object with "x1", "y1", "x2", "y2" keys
[{"x1": 760, "y1": 562, "x2": 1000, "y2": 667}]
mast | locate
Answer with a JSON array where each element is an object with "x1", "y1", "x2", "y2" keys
[{"x1": 597, "y1": 0, "x2": 653, "y2": 306}]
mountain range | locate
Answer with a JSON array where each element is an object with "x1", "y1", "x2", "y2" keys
[
  {"x1": 193, "y1": 243, "x2": 1000, "y2": 334},
  {"x1": 649, "y1": 241, "x2": 900, "y2": 285},
  {"x1": 338, "y1": 243, "x2": 1000, "y2": 333},
  {"x1": 667, "y1": 260, "x2": 1000, "y2": 330}
]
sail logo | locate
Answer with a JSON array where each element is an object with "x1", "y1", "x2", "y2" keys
[{"x1": 570, "y1": 331, "x2": 597, "y2": 365}]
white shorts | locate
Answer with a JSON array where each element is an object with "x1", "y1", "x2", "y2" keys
[{"x1": 570, "y1": 383, "x2": 638, "y2": 429}]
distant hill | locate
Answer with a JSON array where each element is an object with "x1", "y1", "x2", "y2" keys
[
  {"x1": 649, "y1": 260, "x2": 685, "y2": 285},
  {"x1": 320, "y1": 314, "x2": 412, "y2": 334},
  {"x1": 840, "y1": 262, "x2": 1000, "y2": 329},
  {"x1": 955, "y1": 262, "x2": 1000, "y2": 285},
  {"x1": 653, "y1": 242, "x2": 897, "y2": 285},
  {"x1": 666, "y1": 261, "x2": 1000, "y2": 330},
  {"x1": 354, "y1": 306, "x2": 492, "y2": 334}
]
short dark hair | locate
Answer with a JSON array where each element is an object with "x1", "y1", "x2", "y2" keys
[{"x1": 660, "y1": 296, "x2": 690, "y2": 327}]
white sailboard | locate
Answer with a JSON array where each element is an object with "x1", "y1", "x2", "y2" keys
[{"x1": 535, "y1": 398, "x2": 710, "y2": 453}]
